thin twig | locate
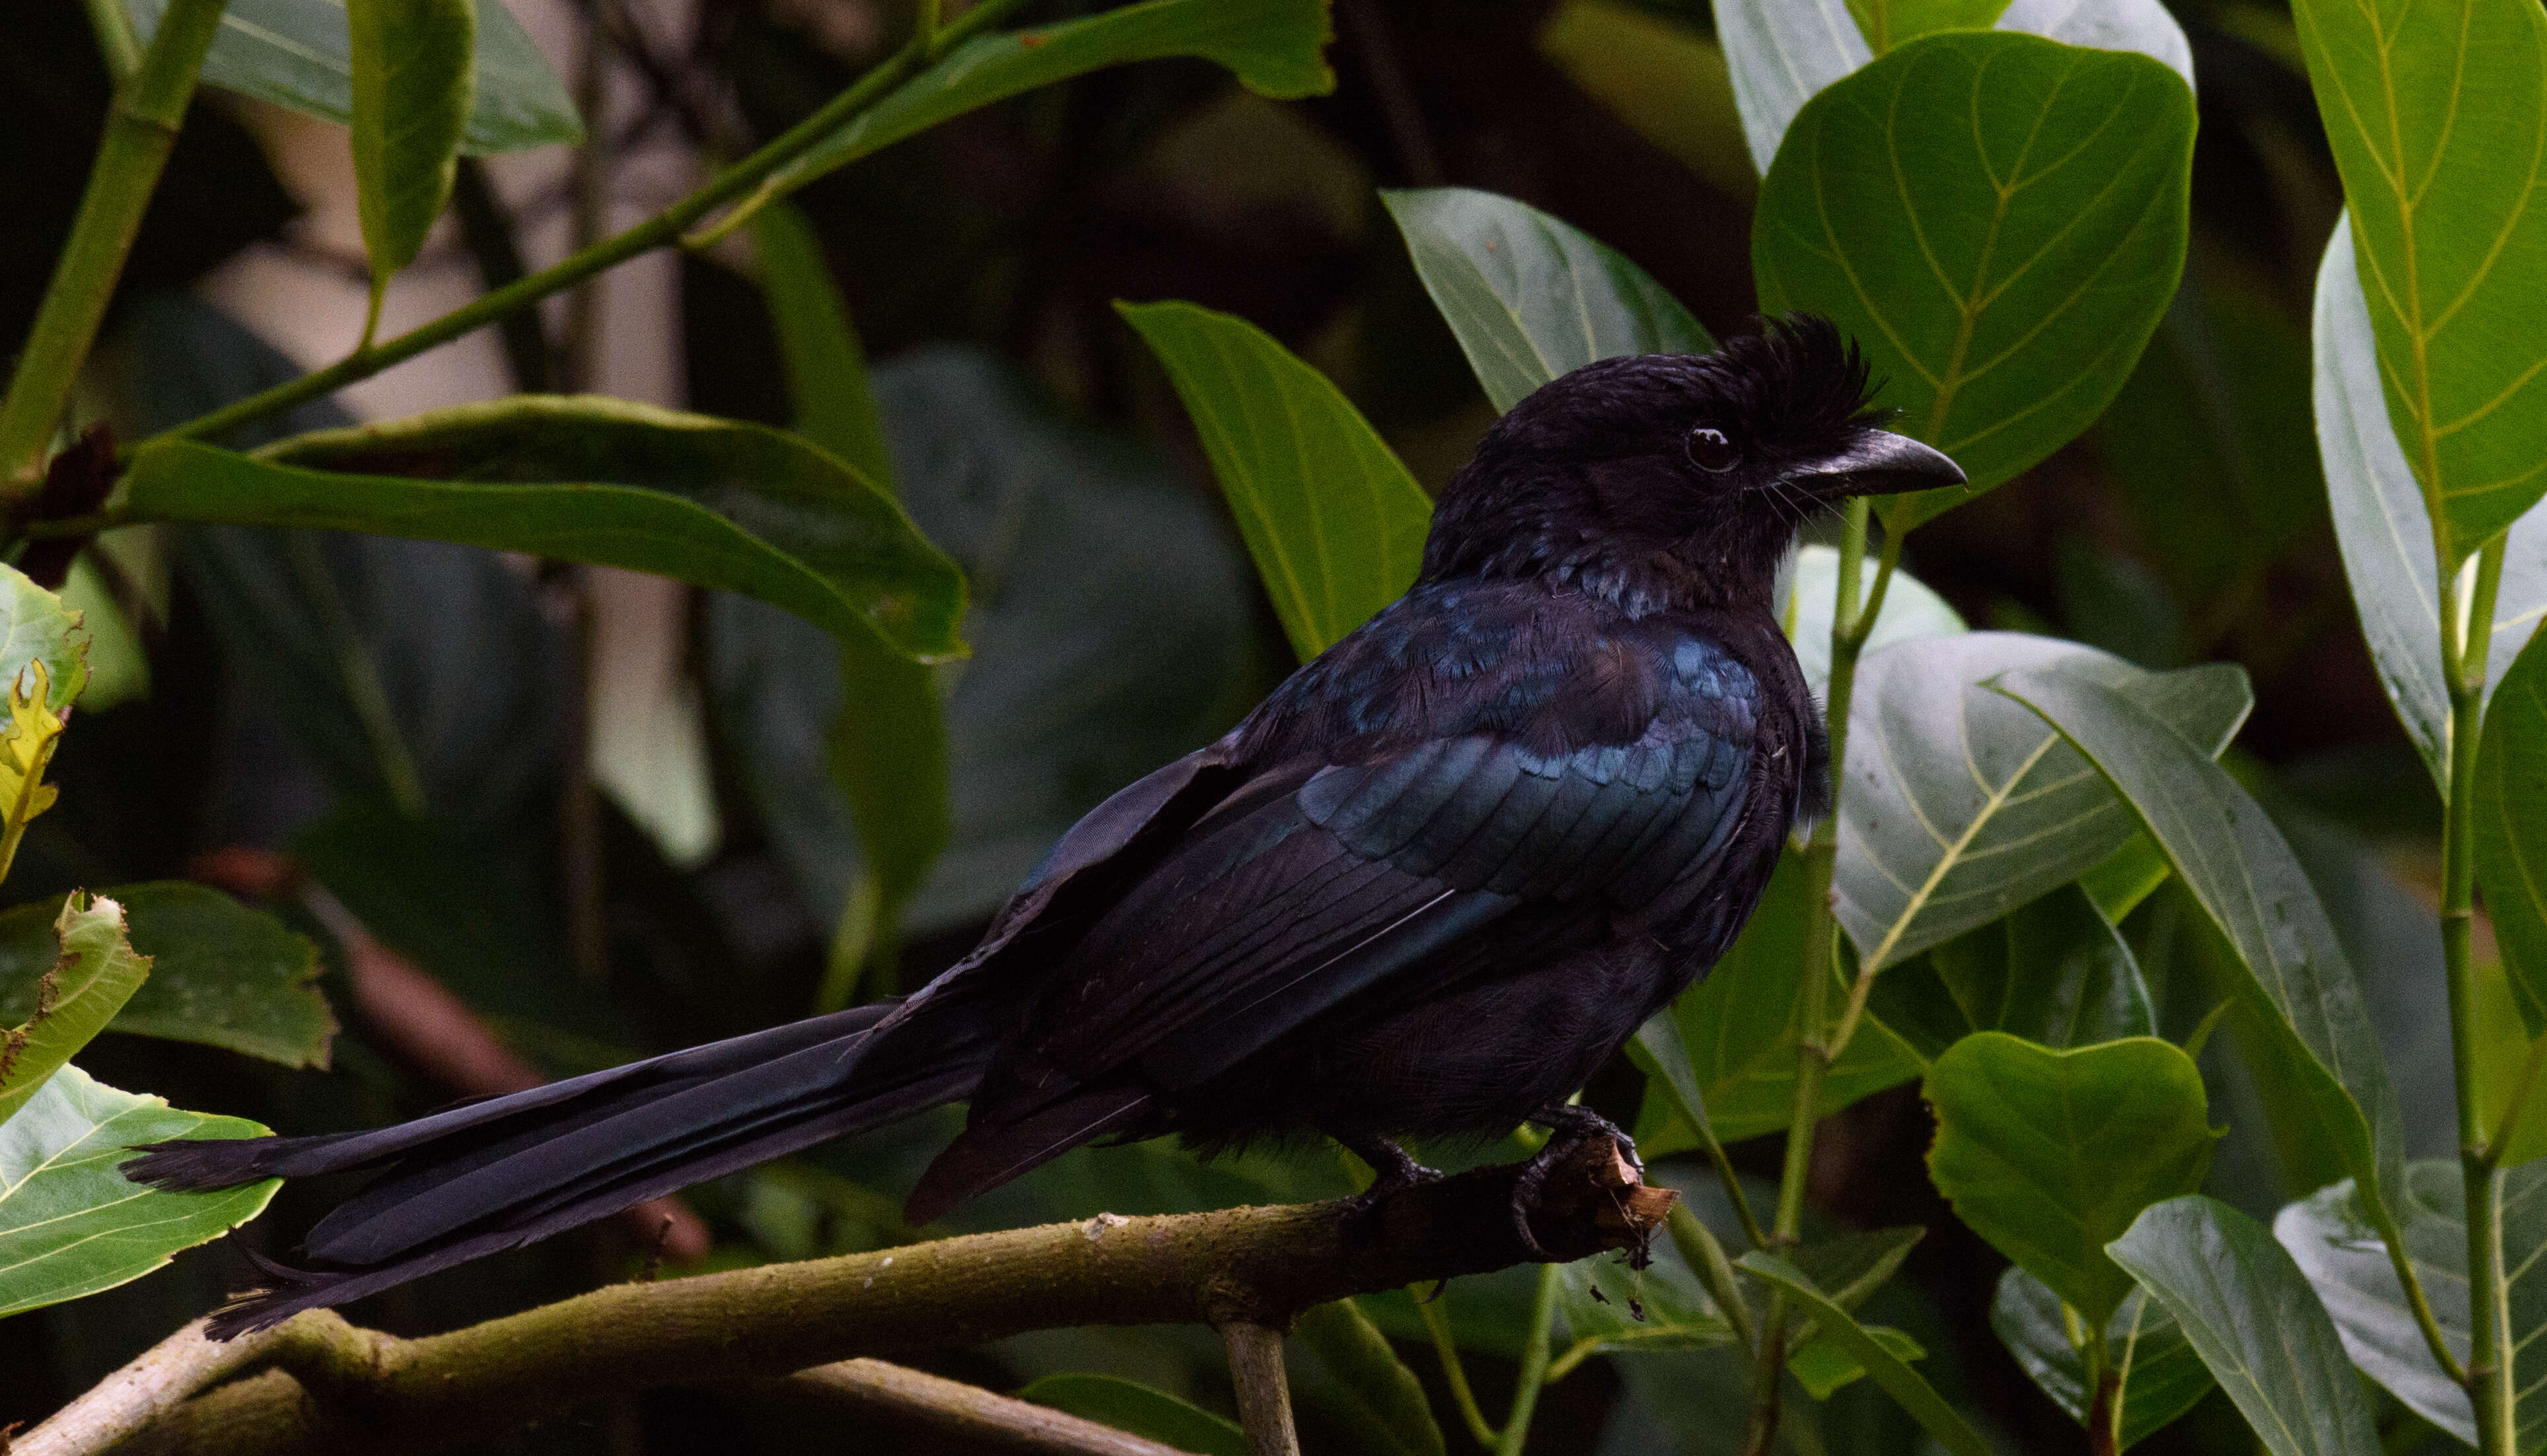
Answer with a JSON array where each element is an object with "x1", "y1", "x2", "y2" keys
[
  {"x1": 772, "y1": 1359, "x2": 1202, "y2": 1456},
  {"x1": 1219, "y1": 1323, "x2": 1301, "y2": 1456}
]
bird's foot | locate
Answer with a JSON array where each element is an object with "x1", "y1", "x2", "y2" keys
[
  {"x1": 1511, "y1": 1105, "x2": 1641, "y2": 1257},
  {"x1": 1337, "y1": 1135, "x2": 1443, "y2": 1216}
]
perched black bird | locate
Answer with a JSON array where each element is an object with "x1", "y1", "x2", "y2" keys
[{"x1": 126, "y1": 317, "x2": 1962, "y2": 1336}]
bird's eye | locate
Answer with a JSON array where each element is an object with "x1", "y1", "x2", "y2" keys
[{"x1": 1686, "y1": 427, "x2": 1740, "y2": 473}]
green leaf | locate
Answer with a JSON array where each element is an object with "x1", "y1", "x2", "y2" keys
[
  {"x1": 1785, "y1": 1224, "x2": 1926, "y2": 1312},
  {"x1": 0, "y1": 884, "x2": 334, "y2": 1070},
  {"x1": 348, "y1": 0, "x2": 472, "y2": 326},
  {"x1": 1787, "y1": 1324, "x2": 1923, "y2": 1401},
  {"x1": 125, "y1": 0, "x2": 581, "y2": 155},
  {"x1": 1833, "y1": 635, "x2": 2248, "y2": 973},
  {"x1": 1781, "y1": 544, "x2": 1965, "y2": 701},
  {"x1": 1736, "y1": 1253, "x2": 1995, "y2": 1456},
  {"x1": 756, "y1": 200, "x2": 892, "y2": 487},
  {"x1": 2107, "y1": 1196, "x2": 2383, "y2": 1456},
  {"x1": 0, "y1": 895, "x2": 152, "y2": 1127},
  {"x1": 1925, "y1": 1033, "x2": 2214, "y2": 1325},
  {"x1": 1293, "y1": 1298, "x2": 1447, "y2": 1456},
  {"x1": 1118, "y1": 300, "x2": 1431, "y2": 660},
  {"x1": 1997, "y1": 668, "x2": 2410, "y2": 1285},
  {"x1": 709, "y1": 349, "x2": 1256, "y2": 944},
  {"x1": 2316, "y1": 223, "x2": 2547, "y2": 790},
  {"x1": 1534, "y1": 1, "x2": 1754, "y2": 201},
  {"x1": 2079, "y1": 830, "x2": 2171, "y2": 924},
  {"x1": 1752, "y1": 30, "x2": 2194, "y2": 522},
  {"x1": 1868, "y1": 883, "x2": 2155, "y2": 1064},
  {"x1": 1637, "y1": 851, "x2": 1921, "y2": 1150},
  {"x1": 1558, "y1": 1238, "x2": 1739, "y2": 1356},
  {"x1": 1380, "y1": 187, "x2": 1713, "y2": 415},
  {"x1": 2479, "y1": 629, "x2": 2547, "y2": 1037},
  {"x1": 1991, "y1": 0, "x2": 2192, "y2": 89},
  {"x1": 1712, "y1": 0, "x2": 1868, "y2": 174},
  {"x1": 1017, "y1": 1373, "x2": 1245, "y2": 1456},
  {"x1": 2290, "y1": 0, "x2": 2547, "y2": 562},
  {"x1": 2270, "y1": 1162, "x2": 2537, "y2": 1446},
  {"x1": 1991, "y1": 1266, "x2": 2213, "y2": 1450},
  {"x1": 0, "y1": 1064, "x2": 278, "y2": 1317},
  {"x1": 124, "y1": 398, "x2": 967, "y2": 662},
  {"x1": 58, "y1": 557, "x2": 149, "y2": 712},
  {"x1": 752, "y1": 199, "x2": 947, "y2": 1001},
  {"x1": 1847, "y1": 0, "x2": 2004, "y2": 55},
  {"x1": 0, "y1": 562, "x2": 93, "y2": 712},
  {"x1": 750, "y1": 0, "x2": 1334, "y2": 217}
]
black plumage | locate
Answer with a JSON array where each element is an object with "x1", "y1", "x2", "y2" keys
[{"x1": 124, "y1": 316, "x2": 1964, "y2": 1336}]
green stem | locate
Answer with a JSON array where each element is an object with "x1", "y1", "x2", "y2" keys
[
  {"x1": 2445, "y1": 534, "x2": 2515, "y2": 1452},
  {"x1": 0, "y1": 0, "x2": 230, "y2": 491},
  {"x1": 1414, "y1": 1295, "x2": 1500, "y2": 1449},
  {"x1": 1744, "y1": 497, "x2": 1883, "y2": 1456},
  {"x1": 143, "y1": 0, "x2": 1032, "y2": 453},
  {"x1": 79, "y1": 0, "x2": 144, "y2": 81},
  {"x1": 1665, "y1": 1203, "x2": 1754, "y2": 1350},
  {"x1": 1491, "y1": 1264, "x2": 1560, "y2": 1456}
]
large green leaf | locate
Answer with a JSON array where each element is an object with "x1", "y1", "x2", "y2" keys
[
  {"x1": 0, "y1": 884, "x2": 334, "y2": 1070},
  {"x1": 122, "y1": 398, "x2": 966, "y2": 662},
  {"x1": 1292, "y1": 1298, "x2": 1446, "y2": 1456},
  {"x1": 0, "y1": 1065, "x2": 278, "y2": 1318},
  {"x1": 710, "y1": 349, "x2": 1256, "y2": 944},
  {"x1": 1845, "y1": 0, "x2": 2005, "y2": 55},
  {"x1": 1380, "y1": 188, "x2": 1713, "y2": 414},
  {"x1": 2480, "y1": 629, "x2": 2547, "y2": 1036},
  {"x1": 0, "y1": 895, "x2": 151, "y2": 1127},
  {"x1": 1752, "y1": 30, "x2": 2194, "y2": 522},
  {"x1": 1637, "y1": 851, "x2": 1921, "y2": 1150},
  {"x1": 1991, "y1": 1266, "x2": 2212, "y2": 1451},
  {"x1": 1019, "y1": 1374, "x2": 1244, "y2": 1456},
  {"x1": 1780, "y1": 544, "x2": 1964, "y2": 701},
  {"x1": 2108, "y1": 1196, "x2": 2383, "y2": 1456},
  {"x1": 1999, "y1": 669, "x2": 2409, "y2": 1270},
  {"x1": 1833, "y1": 634, "x2": 2248, "y2": 973},
  {"x1": 125, "y1": 0, "x2": 580, "y2": 155},
  {"x1": 1737, "y1": 1253, "x2": 1993, "y2": 1456},
  {"x1": 1869, "y1": 883, "x2": 2155, "y2": 1064},
  {"x1": 2268, "y1": 1162, "x2": 2547, "y2": 1447},
  {"x1": 1119, "y1": 300, "x2": 1431, "y2": 660},
  {"x1": 1925, "y1": 1033, "x2": 2215, "y2": 1325},
  {"x1": 1711, "y1": 0, "x2": 1868, "y2": 174},
  {"x1": 2291, "y1": 0, "x2": 2547, "y2": 562},
  {"x1": 348, "y1": 0, "x2": 472, "y2": 319},
  {"x1": 748, "y1": 0, "x2": 1333, "y2": 217},
  {"x1": 2316, "y1": 224, "x2": 2547, "y2": 790},
  {"x1": 753, "y1": 199, "x2": 947, "y2": 996}
]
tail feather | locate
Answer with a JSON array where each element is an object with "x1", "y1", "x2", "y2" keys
[{"x1": 120, "y1": 1000, "x2": 993, "y2": 1338}]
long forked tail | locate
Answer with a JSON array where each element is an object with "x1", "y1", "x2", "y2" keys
[{"x1": 122, "y1": 1000, "x2": 986, "y2": 1337}]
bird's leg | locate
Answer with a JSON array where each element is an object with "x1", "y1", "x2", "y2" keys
[
  {"x1": 1509, "y1": 1103, "x2": 1641, "y2": 1257},
  {"x1": 1336, "y1": 1134, "x2": 1443, "y2": 1212}
]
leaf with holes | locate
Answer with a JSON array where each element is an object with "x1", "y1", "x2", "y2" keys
[
  {"x1": 2291, "y1": 0, "x2": 2547, "y2": 561},
  {"x1": 1382, "y1": 188, "x2": 1713, "y2": 414},
  {"x1": 1119, "y1": 300, "x2": 1432, "y2": 660},
  {"x1": 1752, "y1": 30, "x2": 2194, "y2": 524},
  {"x1": 1832, "y1": 635, "x2": 2246, "y2": 973},
  {"x1": 0, "y1": 895, "x2": 151, "y2": 1127}
]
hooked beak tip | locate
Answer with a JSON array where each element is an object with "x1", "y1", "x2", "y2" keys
[{"x1": 1795, "y1": 430, "x2": 1965, "y2": 497}]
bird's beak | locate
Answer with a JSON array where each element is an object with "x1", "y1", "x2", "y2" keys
[{"x1": 1791, "y1": 429, "x2": 1966, "y2": 498}]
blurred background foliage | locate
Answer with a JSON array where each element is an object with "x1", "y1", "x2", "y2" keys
[{"x1": 0, "y1": 0, "x2": 2480, "y2": 1450}]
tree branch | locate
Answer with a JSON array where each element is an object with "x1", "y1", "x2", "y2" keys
[
  {"x1": 1219, "y1": 1323, "x2": 1300, "y2": 1456},
  {"x1": 766, "y1": 1358, "x2": 1202, "y2": 1456},
  {"x1": 95, "y1": 1139, "x2": 1671, "y2": 1456}
]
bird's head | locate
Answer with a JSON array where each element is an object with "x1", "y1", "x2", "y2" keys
[{"x1": 1420, "y1": 316, "x2": 1965, "y2": 612}]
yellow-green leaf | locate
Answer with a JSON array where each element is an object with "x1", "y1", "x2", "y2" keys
[
  {"x1": 348, "y1": 0, "x2": 474, "y2": 335},
  {"x1": 0, "y1": 895, "x2": 153, "y2": 1127}
]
